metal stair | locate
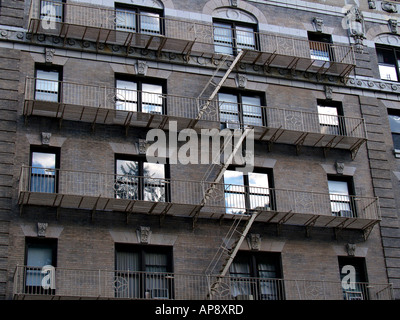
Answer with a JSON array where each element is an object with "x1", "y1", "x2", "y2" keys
[{"x1": 206, "y1": 210, "x2": 260, "y2": 298}]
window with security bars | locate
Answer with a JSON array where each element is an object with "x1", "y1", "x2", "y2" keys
[
  {"x1": 115, "y1": 4, "x2": 163, "y2": 35},
  {"x1": 115, "y1": 244, "x2": 173, "y2": 299},
  {"x1": 230, "y1": 252, "x2": 284, "y2": 300}
]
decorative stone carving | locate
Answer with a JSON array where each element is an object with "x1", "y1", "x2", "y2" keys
[
  {"x1": 335, "y1": 161, "x2": 345, "y2": 175},
  {"x1": 137, "y1": 226, "x2": 152, "y2": 244},
  {"x1": 37, "y1": 222, "x2": 48, "y2": 237},
  {"x1": 138, "y1": 139, "x2": 149, "y2": 155},
  {"x1": 41, "y1": 132, "x2": 51, "y2": 145},
  {"x1": 235, "y1": 74, "x2": 248, "y2": 88},
  {"x1": 213, "y1": 8, "x2": 257, "y2": 24},
  {"x1": 230, "y1": 0, "x2": 238, "y2": 7},
  {"x1": 345, "y1": 6, "x2": 366, "y2": 53},
  {"x1": 137, "y1": 60, "x2": 148, "y2": 75},
  {"x1": 247, "y1": 233, "x2": 261, "y2": 251},
  {"x1": 45, "y1": 48, "x2": 55, "y2": 65},
  {"x1": 313, "y1": 17, "x2": 324, "y2": 33},
  {"x1": 389, "y1": 19, "x2": 398, "y2": 34},
  {"x1": 325, "y1": 85, "x2": 333, "y2": 100},
  {"x1": 368, "y1": 0, "x2": 376, "y2": 9},
  {"x1": 346, "y1": 243, "x2": 356, "y2": 256},
  {"x1": 382, "y1": 2, "x2": 398, "y2": 13}
]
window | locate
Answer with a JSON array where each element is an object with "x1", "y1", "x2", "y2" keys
[
  {"x1": 30, "y1": 147, "x2": 59, "y2": 193},
  {"x1": 308, "y1": 32, "x2": 333, "y2": 62},
  {"x1": 338, "y1": 257, "x2": 369, "y2": 300},
  {"x1": 115, "y1": 78, "x2": 164, "y2": 114},
  {"x1": 213, "y1": 20, "x2": 257, "y2": 55},
  {"x1": 115, "y1": 244, "x2": 173, "y2": 299},
  {"x1": 35, "y1": 66, "x2": 61, "y2": 102},
  {"x1": 115, "y1": 156, "x2": 168, "y2": 202},
  {"x1": 328, "y1": 176, "x2": 356, "y2": 218},
  {"x1": 25, "y1": 237, "x2": 57, "y2": 295},
  {"x1": 230, "y1": 252, "x2": 284, "y2": 300},
  {"x1": 115, "y1": 4, "x2": 163, "y2": 35},
  {"x1": 40, "y1": 0, "x2": 64, "y2": 23},
  {"x1": 388, "y1": 110, "x2": 400, "y2": 151},
  {"x1": 223, "y1": 168, "x2": 273, "y2": 214},
  {"x1": 218, "y1": 92, "x2": 264, "y2": 128},
  {"x1": 317, "y1": 100, "x2": 345, "y2": 136},
  {"x1": 376, "y1": 46, "x2": 400, "y2": 81}
]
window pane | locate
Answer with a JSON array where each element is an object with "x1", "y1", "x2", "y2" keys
[
  {"x1": 248, "y1": 172, "x2": 270, "y2": 209},
  {"x1": 379, "y1": 65, "x2": 398, "y2": 81},
  {"x1": 214, "y1": 22, "x2": 234, "y2": 55},
  {"x1": 328, "y1": 180, "x2": 351, "y2": 215},
  {"x1": 116, "y1": 80, "x2": 137, "y2": 111},
  {"x1": 142, "y1": 83, "x2": 163, "y2": 114},
  {"x1": 318, "y1": 105, "x2": 339, "y2": 126},
  {"x1": 236, "y1": 26, "x2": 256, "y2": 50},
  {"x1": 115, "y1": 160, "x2": 139, "y2": 200},
  {"x1": 35, "y1": 69, "x2": 59, "y2": 102},
  {"x1": 389, "y1": 114, "x2": 400, "y2": 133},
  {"x1": 309, "y1": 42, "x2": 330, "y2": 61},
  {"x1": 242, "y1": 96, "x2": 262, "y2": 126},
  {"x1": 143, "y1": 162, "x2": 165, "y2": 202},
  {"x1": 26, "y1": 246, "x2": 53, "y2": 286},
  {"x1": 116, "y1": 8, "x2": 136, "y2": 31},
  {"x1": 218, "y1": 93, "x2": 239, "y2": 124},
  {"x1": 31, "y1": 152, "x2": 56, "y2": 193},
  {"x1": 40, "y1": 0, "x2": 63, "y2": 22},
  {"x1": 140, "y1": 12, "x2": 160, "y2": 34}
]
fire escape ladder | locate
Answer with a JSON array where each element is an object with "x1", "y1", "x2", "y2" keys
[
  {"x1": 195, "y1": 50, "x2": 246, "y2": 123},
  {"x1": 206, "y1": 210, "x2": 260, "y2": 299}
]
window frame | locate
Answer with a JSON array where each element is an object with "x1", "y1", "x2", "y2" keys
[
  {"x1": 317, "y1": 99, "x2": 346, "y2": 136},
  {"x1": 40, "y1": 0, "x2": 65, "y2": 23},
  {"x1": 338, "y1": 256, "x2": 369, "y2": 300},
  {"x1": 376, "y1": 45, "x2": 400, "y2": 82},
  {"x1": 30, "y1": 146, "x2": 60, "y2": 194},
  {"x1": 230, "y1": 251, "x2": 284, "y2": 300},
  {"x1": 114, "y1": 244, "x2": 173, "y2": 299},
  {"x1": 327, "y1": 175, "x2": 356, "y2": 218},
  {"x1": 34, "y1": 64, "x2": 63, "y2": 103},
  {"x1": 115, "y1": 3, "x2": 164, "y2": 35},
  {"x1": 24, "y1": 237, "x2": 58, "y2": 295},
  {"x1": 213, "y1": 19, "x2": 259, "y2": 56},
  {"x1": 114, "y1": 154, "x2": 170, "y2": 202},
  {"x1": 387, "y1": 108, "x2": 400, "y2": 151},
  {"x1": 307, "y1": 31, "x2": 334, "y2": 62},
  {"x1": 218, "y1": 90, "x2": 266, "y2": 129},
  {"x1": 223, "y1": 166, "x2": 274, "y2": 214},
  {"x1": 114, "y1": 75, "x2": 166, "y2": 115}
]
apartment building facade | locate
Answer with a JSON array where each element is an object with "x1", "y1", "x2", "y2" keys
[{"x1": 0, "y1": 0, "x2": 398, "y2": 300}]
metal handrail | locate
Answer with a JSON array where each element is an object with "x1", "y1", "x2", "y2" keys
[
  {"x1": 24, "y1": 77, "x2": 367, "y2": 140},
  {"x1": 13, "y1": 265, "x2": 393, "y2": 300},
  {"x1": 19, "y1": 166, "x2": 381, "y2": 221},
  {"x1": 28, "y1": 0, "x2": 355, "y2": 66}
]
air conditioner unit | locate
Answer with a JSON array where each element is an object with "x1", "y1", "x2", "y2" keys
[
  {"x1": 223, "y1": 120, "x2": 240, "y2": 130},
  {"x1": 339, "y1": 210, "x2": 353, "y2": 218},
  {"x1": 151, "y1": 288, "x2": 169, "y2": 299},
  {"x1": 235, "y1": 294, "x2": 254, "y2": 300},
  {"x1": 345, "y1": 291, "x2": 363, "y2": 300}
]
